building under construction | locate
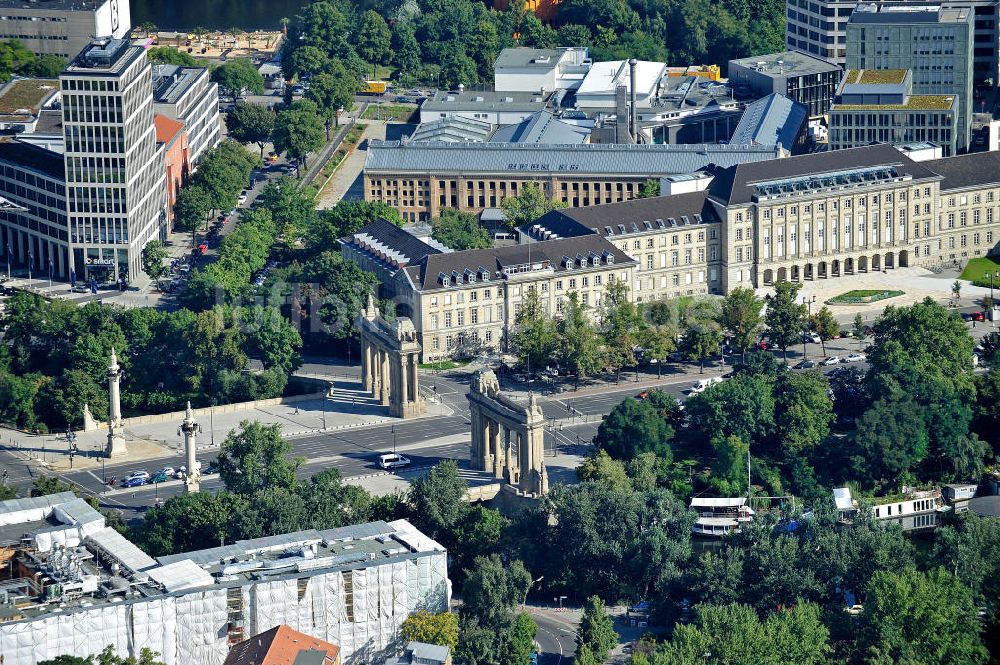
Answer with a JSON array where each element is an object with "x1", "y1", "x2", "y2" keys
[{"x1": 0, "y1": 493, "x2": 450, "y2": 665}]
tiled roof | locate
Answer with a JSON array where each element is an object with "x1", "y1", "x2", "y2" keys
[
  {"x1": 707, "y1": 144, "x2": 938, "y2": 206},
  {"x1": 924, "y1": 151, "x2": 1000, "y2": 191},
  {"x1": 339, "y1": 218, "x2": 444, "y2": 267},
  {"x1": 154, "y1": 114, "x2": 185, "y2": 146},
  {"x1": 404, "y1": 235, "x2": 635, "y2": 292},
  {"x1": 529, "y1": 190, "x2": 720, "y2": 240},
  {"x1": 223, "y1": 625, "x2": 339, "y2": 665},
  {"x1": 366, "y1": 140, "x2": 782, "y2": 176}
]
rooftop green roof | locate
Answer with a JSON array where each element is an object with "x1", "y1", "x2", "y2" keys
[
  {"x1": 833, "y1": 95, "x2": 956, "y2": 111},
  {"x1": 844, "y1": 69, "x2": 908, "y2": 85}
]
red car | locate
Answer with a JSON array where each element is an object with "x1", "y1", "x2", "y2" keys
[{"x1": 972, "y1": 311, "x2": 986, "y2": 321}]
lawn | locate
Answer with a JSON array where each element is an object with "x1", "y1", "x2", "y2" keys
[
  {"x1": 960, "y1": 256, "x2": 1000, "y2": 286},
  {"x1": 361, "y1": 104, "x2": 418, "y2": 122},
  {"x1": 827, "y1": 289, "x2": 905, "y2": 304}
]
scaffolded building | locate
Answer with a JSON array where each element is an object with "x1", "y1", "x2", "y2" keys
[{"x1": 0, "y1": 493, "x2": 450, "y2": 665}]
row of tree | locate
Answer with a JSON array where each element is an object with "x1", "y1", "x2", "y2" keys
[{"x1": 171, "y1": 140, "x2": 259, "y2": 235}]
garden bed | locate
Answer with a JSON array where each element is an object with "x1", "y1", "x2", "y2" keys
[{"x1": 827, "y1": 289, "x2": 905, "y2": 304}]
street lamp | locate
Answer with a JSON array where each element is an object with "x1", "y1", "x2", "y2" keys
[{"x1": 555, "y1": 595, "x2": 567, "y2": 609}]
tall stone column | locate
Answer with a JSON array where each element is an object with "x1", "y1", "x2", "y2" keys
[
  {"x1": 180, "y1": 402, "x2": 201, "y2": 493},
  {"x1": 380, "y1": 351, "x2": 391, "y2": 406},
  {"x1": 361, "y1": 338, "x2": 371, "y2": 393},
  {"x1": 484, "y1": 419, "x2": 498, "y2": 473},
  {"x1": 106, "y1": 348, "x2": 127, "y2": 458}
]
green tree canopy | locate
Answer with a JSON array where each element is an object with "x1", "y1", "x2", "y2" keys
[
  {"x1": 595, "y1": 397, "x2": 674, "y2": 461},
  {"x1": 217, "y1": 421, "x2": 302, "y2": 495},
  {"x1": 225, "y1": 101, "x2": 275, "y2": 158},
  {"x1": 211, "y1": 58, "x2": 264, "y2": 98},
  {"x1": 272, "y1": 99, "x2": 325, "y2": 169},
  {"x1": 431, "y1": 209, "x2": 492, "y2": 250},
  {"x1": 764, "y1": 280, "x2": 806, "y2": 362},
  {"x1": 510, "y1": 285, "x2": 557, "y2": 372}
]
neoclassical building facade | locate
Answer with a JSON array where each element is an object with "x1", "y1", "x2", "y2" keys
[{"x1": 343, "y1": 145, "x2": 1000, "y2": 359}]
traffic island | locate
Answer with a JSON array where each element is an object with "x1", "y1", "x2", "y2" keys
[{"x1": 826, "y1": 289, "x2": 905, "y2": 305}]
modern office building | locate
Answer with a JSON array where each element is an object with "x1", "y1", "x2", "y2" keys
[
  {"x1": 728, "y1": 50, "x2": 843, "y2": 118},
  {"x1": 829, "y1": 69, "x2": 960, "y2": 155},
  {"x1": 362, "y1": 141, "x2": 783, "y2": 221},
  {"x1": 845, "y1": 3, "x2": 974, "y2": 151},
  {"x1": 0, "y1": 0, "x2": 131, "y2": 58},
  {"x1": 493, "y1": 47, "x2": 592, "y2": 93},
  {"x1": 0, "y1": 492, "x2": 450, "y2": 665},
  {"x1": 152, "y1": 64, "x2": 220, "y2": 165},
  {"x1": 786, "y1": 0, "x2": 999, "y2": 85},
  {"x1": 60, "y1": 37, "x2": 166, "y2": 282}
]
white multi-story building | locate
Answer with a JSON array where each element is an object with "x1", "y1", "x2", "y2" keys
[
  {"x1": 0, "y1": 0, "x2": 131, "y2": 58},
  {"x1": 493, "y1": 47, "x2": 592, "y2": 94},
  {"x1": 152, "y1": 64, "x2": 221, "y2": 165},
  {"x1": 0, "y1": 492, "x2": 450, "y2": 665},
  {"x1": 60, "y1": 37, "x2": 165, "y2": 282}
]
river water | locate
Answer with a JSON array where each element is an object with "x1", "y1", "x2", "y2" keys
[{"x1": 132, "y1": 0, "x2": 310, "y2": 31}]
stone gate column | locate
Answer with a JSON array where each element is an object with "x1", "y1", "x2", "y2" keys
[
  {"x1": 361, "y1": 338, "x2": 372, "y2": 392},
  {"x1": 380, "y1": 351, "x2": 391, "y2": 406}
]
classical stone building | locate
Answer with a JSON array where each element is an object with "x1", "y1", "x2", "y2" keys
[{"x1": 345, "y1": 145, "x2": 1000, "y2": 359}]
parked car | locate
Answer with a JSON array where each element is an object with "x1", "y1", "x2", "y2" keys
[
  {"x1": 802, "y1": 332, "x2": 821, "y2": 344},
  {"x1": 379, "y1": 453, "x2": 411, "y2": 470},
  {"x1": 793, "y1": 359, "x2": 816, "y2": 369},
  {"x1": 121, "y1": 474, "x2": 148, "y2": 488},
  {"x1": 821, "y1": 356, "x2": 841, "y2": 366},
  {"x1": 972, "y1": 311, "x2": 986, "y2": 321},
  {"x1": 237, "y1": 192, "x2": 249, "y2": 206},
  {"x1": 961, "y1": 312, "x2": 973, "y2": 321},
  {"x1": 69, "y1": 284, "x2": 89, "y2": 293},
  {"x1": 151, "y1": 467, "x2": 174, "y2": 483},
  {"x1": 843, "y1": 353, "x2": 866, "y2": 363}
]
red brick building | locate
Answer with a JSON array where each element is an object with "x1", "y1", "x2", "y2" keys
[{"x1": 155, "y1": 114, "x2": 189, "y2": 232}]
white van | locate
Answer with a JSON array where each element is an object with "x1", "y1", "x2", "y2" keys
[
  {"x1": 689, "y1": 376, "x2": 724, "y2": 394},
  {"x1": 379, "y1": 453, "x2": 411, "y2": 470}
]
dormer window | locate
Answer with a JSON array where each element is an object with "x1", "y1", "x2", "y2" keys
[
  {"x1": 563, "y1": 255, "x2": 573, "y2": 269},
  {"x1": 438, "y1": 271, "x2": 448, "y2": 285},
  {"x1": 618, "y1": 224, "x2": 626, "y2": 234}
]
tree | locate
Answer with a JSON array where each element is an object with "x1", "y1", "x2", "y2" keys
[
  {"x1": 644, "y1": 602, "x2": 830, "y2": 664},
  {"x1": 30, "y1": 475, "x2": 76, "y2": 497},
  {"x1": 864, "y1": 568, "x2": 987, "y2": 665},
  {"x1": 240, "y1": 306, "x2": 303, "y2": 373},
  {"x1": 409, "y1": 460, "x2": 470, "y2": 545},
  {"x1": 147, "y1": 47, "x2": 200, "y2": 66},
  {"x1": 577, "y1": 449, "x2": 631, "y2": 490},
  {"x1": 852, "y1": 397, "x2": 929, "y2": 487},
  {"x1": 461, "y1": 554, "x2": 532, "y2": 630},
  {"x1": 135, "y1": 491, "x2": 250, "y2": 557},
  {"x1": 401, "y1": 611, "x2": 460, "y2": 649},
  {"x1": 217, "y1": 421, "x2": 302, "y2": 495},
  {"x1": 639, "y1": 324, "x2": 675, "y2": 377},
  {"x1": 258, "y1": 178, "x2": 316, "y2": 240},
  {"x1": 431, "y1": 209, "x2": 491, "y2": 250},
  {"x1": 577, "y1": 595, "x2": 617, "y2": 662},
  {"x1": 719, "y1": 287, "x2": 764, "y2": 362},
  {"x1": 773, "y1": 371, "x2": 833, "y2": 454},
  {"x1": 226, "y1": 102, "x2": 275, "y2": 158},
  {"x1": 306, "y1": 60, "x2": 358, "y2": 132},
  {"x1": 357, "y1": 10, "x2": 392, "y2": 74},
  {"x1": 500, "y1": 182, "x2": 565, "y2": 229},
  {"x1": 173, "y1": 184, "x2": 211, "y2": 234},
  {"x1": 307, "y1": 200, "x2": 403, "y2": 253},
  {"x1": 765, "y1": 280, "x2": 806, "y2": 362},
  {"x1": 555, "y1": 292, "x2": 604, "y2": 384},
  {"x1": 595, "y1": 397, "x2": 674, "y2": 461},
  {"x1": 140, "y1": 241, "x2": 169, "y2": 281},
  {"x1": 686, "y1": 374, "x2": 775, "y2": 445},
  {"x1": 502, "y1": 612, "x2": 538, "y2": 665},
  {"x1": 28, "y1": 54, "x2": 66, "y2": 77},
  {"x1": 852, "y1": 312, "x2": 868, "y2": 351},
  {"x1": 808, "y1": 306, "x2": 838, "y2": 357},
  {"x1": 600, "y1": 281, "x2": 642, "y2": 381},
  {"x1": 510, "y1": 285, "x2": 557, "y2": 372},
  {"x1": 40, "y1": 646, "x2": 166, "y2": 665},
  {"x1": 638, "y1": 179, "x2": 660, "y2": 198},
  {"x1": 392, "y1": 25, "x2": 421, "y2": 78},
  {"x1": 272, "y1": 99, "x2": 325, "y2": 170},
  {"x1": 211, "y1": 58, "x2": 264, "y2": 98},
  {"x1": 679, "y1": 319, "x2": 722, "y2": 373}
]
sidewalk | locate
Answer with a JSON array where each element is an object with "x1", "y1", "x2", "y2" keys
[{"x1": 315, "y1": 120, "x2": 386, "y2": 209}]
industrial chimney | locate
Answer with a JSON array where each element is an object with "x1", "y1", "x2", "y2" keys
[{"x1": 628, "y1": 58, "x2": 638, "y2": 143}]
